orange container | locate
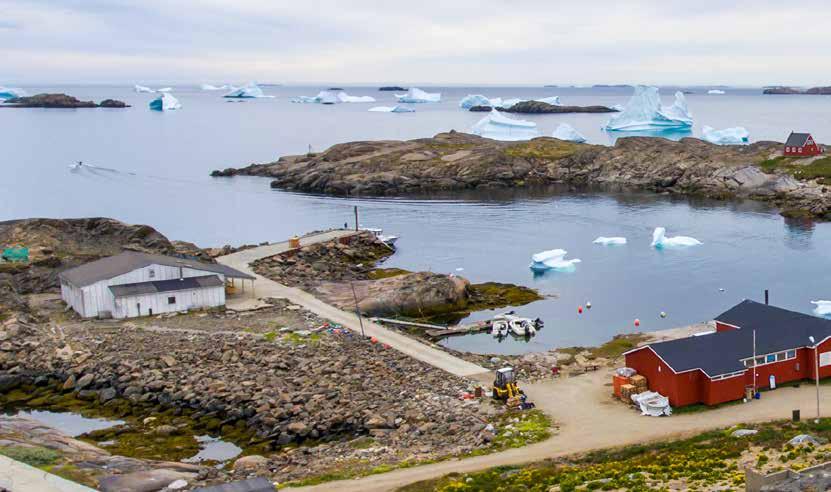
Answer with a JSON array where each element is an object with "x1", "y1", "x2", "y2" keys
[
  {"x1": 288, "y1": 236, "x2": 301, "y2": 249},
  {"x1": 613, "y1": 375, "x2": 631, "y2": 397}
]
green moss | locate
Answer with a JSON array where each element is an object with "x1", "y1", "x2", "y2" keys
[
  {"x1": 43, "y1": 463, "x2": 99, "y2": 488},
  {"x1": 503, "y1": 139, "x2": 580, "y2": 161},
  {"x1": 419, "y1": 282, "x2": 543, "y2": 326},
  {"x1": 367, "y1": 268, "x2": 411, "y2": 280},
  {"x1": 758, "y1": 155, "x2": 831, "y2": 183},
  {"x1": 559, "y1": 334, "x2": 649, "y2": 361},
  {"x1": 348, "y1": 437, "x2": 376, "y2": 449},
  {"x1": 758, "y1": 155, "x2": 794, "y2": 173},
  {"x1": 263, "y1": 331, "x2": 278, "y2": 342},
  {"x1": 0, "y1": 445, "x2": 60, "y2": 467},
  {"x1": 282, "y1": 332, "x2": 321, "y2": 345},
  {"x1": 484, "y1": 410, "x2": 551, "y2": 452}
]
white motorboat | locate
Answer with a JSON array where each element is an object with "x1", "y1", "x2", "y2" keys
[
  {"x1": 493, "y1": 312, "x2": 544, "y2": 337},
  {"x1": 361, "y1": 227, "x2": 399, "y2": 246},
  {"x1": 491, "y1": 319, "x2": 509, "y2": 337}
]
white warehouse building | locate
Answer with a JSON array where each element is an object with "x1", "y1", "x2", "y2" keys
[{"x1": 59, "y1": 251, "x2": 255, "y2": 319}]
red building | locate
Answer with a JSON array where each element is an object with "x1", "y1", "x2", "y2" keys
[
  {"x1": 624, "y1": 300, "x2": 831, "y2": 407},
  {"x1": 784, "y1": 132, "x2": 823, "y2": 157}
]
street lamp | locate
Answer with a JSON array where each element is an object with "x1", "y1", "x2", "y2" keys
[{"x1": 810, "y1": 336, "x2": 820, "y2": 423}]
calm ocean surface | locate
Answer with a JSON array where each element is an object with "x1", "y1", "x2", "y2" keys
[{"x1": 4, "y1": 84, "x2": 831, "y2": 354}]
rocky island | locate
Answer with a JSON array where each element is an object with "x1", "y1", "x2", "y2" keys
[
  {"x1": 470, "y1": 100, "x2": 617, "y2": 113},
  {"x1": 211, "y1": 131, "x2": 831, "y2": 219},
  {"x1": 763, "y1": 86, "x2": 831, "y2": 95},
  {"x1": 1, "y1": 93, "x2": 130, "y2": 108}
]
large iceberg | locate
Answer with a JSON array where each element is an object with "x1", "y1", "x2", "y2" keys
[
  {"x1": 149, "y1": 92, "x2": 182, "y2": 111},
  {"x1": 0, "y1": 86, "x2": 27, "y2": 100},
  {"x1": 337, "y1": 92, "x2": 376, "y2": 103},
  {"x1": 812, "y1": 301, "x2": 831, "y2": 317},
  {"x1": 134, "y1": 85, "x2": 155, "y2": 93},
  {"x1": 470, "y1": 110, "x2": 539, "y2": 141},
  {"x1": 651, "y1": 227, "x2": 701, "y2": 249},
  {"x1": 604, "y1": 86, "x2": 693, "y2": 132},
  {"x1": 395, "y1": 87, "x2": 441, "y2": 103},
  {"x1": 224, "y1": 82, "x2": 273, "y2": 98},
  {"x1": 702, "y1": 126, "x2": 749, "y2": 145},
  {"x1": 200, "y1": 84, "x2": 230, "y2": 91},
  {"x1": 707, "y1": 89, "x2": 726, "y2": 95},
  {"x1": 459, "y1": 94, "x2": 493, "y2": 109},
  {"x1": 593, "y1": 236, "x2": 627, "y2": 246},
  {"x1": 529, "y1": 249, "x2": 581, "y2": 272},
  {"x1": 551, "y1": 123, "x2": 587, "y2": 143},
  {"x1": 368, "y1": 105, "x2": 415, "y2": 113}
]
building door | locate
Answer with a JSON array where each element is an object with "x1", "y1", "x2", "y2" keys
[{"x1": 769, "y1": 374, "x2": 776, "y2": 389}]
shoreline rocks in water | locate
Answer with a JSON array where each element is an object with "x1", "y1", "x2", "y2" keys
[
  {"x1": 378, "y1": 86, "x2": 407, "y2": 91},
  {"x1": 1, "y1": 93, "x2": 130, "y2": 108},
  {"x1": 470, "y1": 101, "x2": 617, "y2": 113},
  {"x1": 763, "y1": 86, "x2": 831, "y2": 95},
  {"x1": 211, "y1": 131, "x2": 831, "y2": 219}
]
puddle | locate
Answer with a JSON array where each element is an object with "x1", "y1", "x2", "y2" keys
[
  {"x1": 183, "y1": 435, "x2": 242, "y2": 464},
  {"x1": 12, "y1": 410, "x2": 124, "y2": 437}
]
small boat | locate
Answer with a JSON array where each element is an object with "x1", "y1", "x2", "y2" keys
[
  {"x1": 493, "y1": 312, "x2": 544, "y2": 337},
  {"x1": 361, "y1": 227, "x2": 399, "y2": 246},
  {"x1": 491, "y1": 319, "x2": 509, "y2": 337}
]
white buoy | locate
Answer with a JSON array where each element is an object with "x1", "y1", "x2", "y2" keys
[
  {"x1": 660, "y1": 312, "x2": 667, "y2": 318},
  {"x1": 586, "y1": 302, "x2": 592, "y2": 309}
]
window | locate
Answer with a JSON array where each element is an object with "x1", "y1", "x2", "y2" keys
[
  {"x1": 787, "y1": 350, "x2": 796, "y2": 359},
  {"x1": 777, "y1": 353, "x2": 786, "y2": 362},
  {"x1": 756, "y1": 357, "x2": 765, "y2": 365},
  {"x1": 786, "y1": 147, "x2": 790, "y2": 152},
  {"x1": 148, "y1": 269, "x2": 155, "y2": 278},
  {"x1": 766, "y1": 354, "x2": 776, "y2": 363},
  {"x1": 744, "y1": 360, "x2": 754, "y2": 368},
  {"x1": 167, "y1": 296, "x2": 176, "y2": 304}
]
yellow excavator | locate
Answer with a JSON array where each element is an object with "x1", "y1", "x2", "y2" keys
[{"x1": 492, "y1": 367, "x2": 522, "y2": 401}]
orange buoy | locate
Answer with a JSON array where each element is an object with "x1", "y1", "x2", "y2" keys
[
  {"x1": 370, "y1": 337, "x2": 378, "y2": 344},
  {"x1": 634, "y1": 318, "x2": 641, "y2": 327},
  {"x1": 578, "y1": 306, "x2": 583, "y2": 314}
]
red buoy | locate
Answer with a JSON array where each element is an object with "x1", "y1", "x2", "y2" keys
[
  {"x1": 370, "y1": 337, "x2": 378, "y2": 344},
  {"x1": 578, "y1": 306, "x2": 583, "y2": 314},
  {"x1": 634, "y1": 318, "x2": 641, "y2": 327}
]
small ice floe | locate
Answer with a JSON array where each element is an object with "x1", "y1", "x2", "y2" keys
[
  {"x1": 149, "y1": 93, "x2": 182, "y2": 111},
  {"x1": 134, "y1": 84, "x2": 155, "y2": 93},
  {"x1": 707, "y1": 89, "x2": 726, "y2": 95},
  {"x1": 337, "y1": 92, "x2": 376, "y2": 103},
  {"x1": 157, "y1": 87, "x2": 173, "y2": 92},
  {"x1": 593, "y1": 236, "x2": 627, "y2": 246},
  {"x1": 529, "y1": 249, "x2": 581, "y2": 272},
  {"x1": 702, "y1": 126, "x2": 749, "y2": 145},
  {"x1": 651, "y1": 227, "x2": 701, "y2": 249},
  {"x1": 470, "y1": 109, "x2": 538, "y2": 141},
  {"x1": 604, "y1": 86, "x2": 693, "y2": 132},
  {"x1": 395, "y1": 87, "x2": 441, "y2": 103},
  {"x1": 0, "y1": 86, "x2": 27, "y2": 100},
  {"x1": 455, "y1": 267, "x2": 464, "y2": 271},
  {"x1": 200, "y1": 84, "x2": 230, "y2": 91},
  {"x1": 811, "y1": 300, "x2": 831, "y2": 316},
  {"x1": 224, "y1": 82, "x2": 274, "y2": 98},
  {"x1": 552, "y1": 123, "x2": 587, "y2": 143},
  {"x1": 368, "y1": 105, "x2": 414, "y2": 113},
  {"x1": 292, "y1": 90, "x2": 339, "y2": 104}
]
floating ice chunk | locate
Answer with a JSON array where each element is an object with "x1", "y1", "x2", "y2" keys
[
  {"x1": 812, "y1": 301, "x2": 831, "y2": 316},
  {"x1": 368, "y1": 105, "x2": 415, "y2": 113},
  {"x1": 200, "y1": 84, "x2": 230, "y2": 91},
  {"x1": 593, "y1": 236, "x2": 627, "y2": 245},
  {"x1": 651, "y1": 227, "x2": 701, "y2": 249},
  {"x1": 337, "y1": 92, "x2": 376, "y2": 103},
  {"x1": 459, "y1": 94, "x2": 492, "y2": 109},
  {"x1": 535, "y1": 96, "x2": 561, "y2": 106},
  {"x1": 0, "y1": 86, "x2": 27, "y2": 100},
  {"x1": 604, "y1": 86, "x2": 693, "y2": 132},
  {"x1": 134, "y1": 85, "x2": 155, "y2": 93},
  {"x1": 224, "y1": 82, "x2": 273, "y2": 98},
  {"x1": 707, "y1": 89, "x2": 726, "y2": 95},
  {"x1": 292, "y1": 90, "x2": 339, "y2": 104},
  {"x1": 551, "y1": 123, "x2": 587, "y2": 143},
  {"x1": 611, "y1": 104, "x2": 625, "y2": 111},
  {"x1": 149, "y1": 93, "x2": 182, "y2": 111},
  {"x1": 470, "y1": 109, "x2": 538, "y2": 141},
  {"x1": 529, "y1": 249, "x2": 581, "y2": 272},
  {"x1": 395, "y1": 87, "x2": 441, "y2": 103},
  {"x1": 157, "y1": 87, "x2": 173, "y2": 92},
  {"x1": 702, "y1": 126, "x2": 749, "y2": 145}
]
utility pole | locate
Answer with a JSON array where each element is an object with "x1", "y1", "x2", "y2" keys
[
  {"x1": 351, "y1": 281, "x2": 365, "y2": 337},
  {"x1": 810, "y1": 336, "x2": 820, "y2": 423},
  {"x1": 354, "y1": 206, "x2": 359, "y2": 231},
  {"x1": 752, "y1": 329, "x2": 757, "y2": 394}
]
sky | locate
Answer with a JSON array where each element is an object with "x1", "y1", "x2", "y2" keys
[{"x1": 2, "y1": 0, "x2": 830, "y2": 86}]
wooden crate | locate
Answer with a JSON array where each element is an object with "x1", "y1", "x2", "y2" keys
[
  {"x1": 630, "y1": 374, "x2": 647, "y2": 387},
  {"x1": 620, "y1": 384, "x2": 637, "y2": 402},
  {"x1": 613, "y1": 375, "x2": 631, "y2": 398}
]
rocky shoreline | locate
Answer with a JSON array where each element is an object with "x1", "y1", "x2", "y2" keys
[
  {"x1": 211, "y1": 131, "x2": 831, "y2": 219},
  {"x1": 1, "y1": 93, "x2": 130, "y2": 108},
  {"x1": 470, "y1": 101, "x2": 617, "y2": 113},
  {"x1": 763, "y1": 86, "x2": 831, "y2": 95}
]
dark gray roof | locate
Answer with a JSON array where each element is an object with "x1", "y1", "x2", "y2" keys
[
  {"x1": 60, "y1": 251, "x2": 254, "y2": 287},
  {"x1": 785, "y1": 132, "x2": 811, "y2": 147},
  {"x1": 109, "y1": 275, "x2": 224, "y2": 297},
  {"x1": 641, "y1": 300, "x2": 831, "y2": 377}
]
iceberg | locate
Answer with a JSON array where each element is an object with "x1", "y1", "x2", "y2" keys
[
  {"x1": 200, "y1": 84, "x2": 230, "y2": 91},
  {"x1": 551, "y1": 123, "x2": 587, "y2": 143},
  {"x1": 812, "y1": 301, "x2": 831, "y2": 316},
  {"x1": 459, "y1": 95, "x2": 561, "y2": 110},
  {"x1": 148, "y1": 92, "x2": 182, "y2": 111},
  {"x1": 604, "y1": 86, "x2": 693, "y2": 132},
  {"x1": 529, "y1": 249, "x2": 581, "y2": 272},
  {"x1": 470, "y1": 109, "x2": 539, "y2": 141},
  {"x1": 224, "y1": 82, "x2": 273, "y2": 98},
  {"x1": 611, "y1": 104, "x2": 625, "y2": 112},
  {"x1": 337, "y1": 92, "x2": 376, "y2": 103},
  {"x1": 395, "y1": 87, "x2": 441, "y2": 103},
  {"x1": 134, "y1": 85, "x2": 155, "y2": 93},
  {"x1": 368, "y1": 105, "x2": 415, "y2": 113},
  {"x1": 707, "y1": 89, "x2": 726, "y2": 95},
  {"x1": 593, "y1": 236, "x2": 627, "y2": 246},
  {"x1": 651, "y1": 227, "x2": 701, "y2": 249},
  {"x1": 702, "y1": 126, "x2": 749, "y2": 145},
  {"x1": 535, "y1": 96, "x2": 562, "y2": 106},
  {"x1": 0, "y1": 86, "x2": 27, "y2": 100},
  {"x1": 291, "y1": 90, "x2": 339, "y2": 104},
  {"x1": 459, "y1": 94, "x2": 492, "y2": 109},
  {"x1": 157, "y1": 87, "x2": 173, "y2": 92}
]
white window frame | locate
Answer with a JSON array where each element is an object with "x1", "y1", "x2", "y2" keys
[
  {"x1": 711, "y1": 370, "x2": 746, "y2": 381},
  {"x1": 741, "y1": 349, "x2": 797, "y2": 368}
]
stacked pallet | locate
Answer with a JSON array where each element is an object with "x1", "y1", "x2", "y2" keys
[
  {"x1": 620, "y1": 384, "x2": 638, "y2": 401},
  {"x1": 630, "y1": 375, "x2": 648, "y2": 393}
]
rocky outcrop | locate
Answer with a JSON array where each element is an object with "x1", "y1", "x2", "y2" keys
[
  {"x1": 211, "y1": 131, "x2": 831, "y2": 218},
  {"x1": 378, "y1": 86, "x2": 407, "y2": 91},
  {"x1": 501, "y1": 101, "x2": 617, "y2": 113},
  {"x1": 763, "y1": 86, "x2": 831, "y2": 95},
  {"x1": 1, "y1": 93, "x2": 130, "y2": 108},
  {"x1": 0, "y1": 217, "x2": 211, "y2": 297}
]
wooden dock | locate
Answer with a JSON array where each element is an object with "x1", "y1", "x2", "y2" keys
[{"x1": 370, "y1": 317, "x2": 492, "y2": 340}]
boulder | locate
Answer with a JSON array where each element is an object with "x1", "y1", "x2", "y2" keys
[
  {"x1": 98, "y1": 469, "x2": 197, "y2": 492},
  {"x1": 232, "y1": 454, "x2": 270, "y2": 472}
]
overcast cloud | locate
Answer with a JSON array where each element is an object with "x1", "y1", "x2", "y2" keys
[{"x1": 2, "y1": 0, "x2": 829, "y2": 86}]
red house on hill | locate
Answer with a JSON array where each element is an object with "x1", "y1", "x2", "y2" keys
[
  {"x1": 784, "y1": 132, "x2": 823, "y2": 156},
  {"x1": 624, "y1": 300, "x2": 831, "y2": 407}
]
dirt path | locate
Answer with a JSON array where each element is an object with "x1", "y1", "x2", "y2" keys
[
  {"x1": 216, "y1": 230, "x2": 490, "y2": 378},
  {"x1": 292, "y1": 369, "x2": 831, "y2": 491}
]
